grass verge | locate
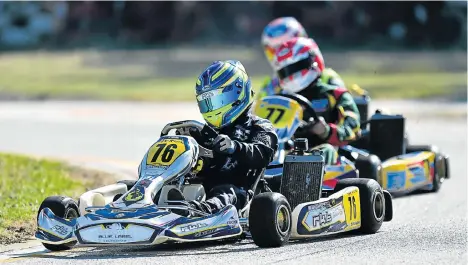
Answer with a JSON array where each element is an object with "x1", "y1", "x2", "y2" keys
[
  {"x1": 0, "y1": 153, "x2": 116, "y2": 245},
  {"x1": 0, "y1": 52, "x2": 465, "y2": 101}
]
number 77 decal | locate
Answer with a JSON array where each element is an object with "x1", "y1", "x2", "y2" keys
[{"x1": 266, "y1": 107, "x2": 286, "y2": 124}]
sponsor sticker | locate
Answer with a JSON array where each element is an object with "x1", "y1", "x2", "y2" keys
[
  {"x1": 115, "y1": 213, "x2": 125, "y2": 218},
  {"x1": 312, "y1": 212, "x2": 332, "y2": 228},
  {"x1": 409, "y1": 164, "x2": 427, "y2": 184},
  {"x1": 197, "y1": 90, "x2": 221, "y2": 101},
  {"x1": 227, "y1": 217, "x2": 238, "y2": 228},
  {"x1": 123, "y1": 186, "x2": 145, "y2": 202},
  {"x1": 307, "y1": 201, "x2": 330, "y2": 211},
  {"x1": 180, "y1": 223, "x2": 208, "y2": 233},
  {"x1": 302, "y1": 202, "x2": 346, "y2": 232},
  {"x1": 387, "y1": 171, "x2": 406, "y2": 189},
  {"x1": 80, "y1": 224, "x2": 154, "y2": 244},
  {"x1": 52, "y1": 224, "x2": 70, "y2": 236},
  {"x1": 138, "y1": 179, "x2": 152, "y2": 188},
  {"x1": 195, "y1": 228, "x2": 218, "y2": 238}
]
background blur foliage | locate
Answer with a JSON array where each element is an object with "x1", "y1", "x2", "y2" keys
[{"x1": 0, "y1": 1, "x2": 466, "y2": 51}]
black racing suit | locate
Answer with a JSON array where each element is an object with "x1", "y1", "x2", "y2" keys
[{"x1": 188, "y1": 109, "x2": 278, "y2": 214}]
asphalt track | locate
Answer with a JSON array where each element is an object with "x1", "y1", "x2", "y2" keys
[{"x1": 0, "y1": 100, "x2": 466, "y2": 265}]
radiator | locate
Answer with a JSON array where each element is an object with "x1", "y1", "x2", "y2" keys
[{"x1": 279, "y1": 153, "x2": 325, "y2": 210}]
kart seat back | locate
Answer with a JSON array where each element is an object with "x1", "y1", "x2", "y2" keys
[{"x1": 369, "y1": 113, "x2": 405, "y2": 161}]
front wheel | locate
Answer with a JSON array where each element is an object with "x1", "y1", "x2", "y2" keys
[
  {"x1": 37, "y1": 196, "x2": 80, "y2": 251},
  {"x1": 334, "y1": 178, "x2": 388, "y2": 234},
  {"x1": 249, "y1": 192, "x2": 292, "y2": 248}
]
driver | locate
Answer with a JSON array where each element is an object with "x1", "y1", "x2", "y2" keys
[
  {"x1": 181, "y1": 60, "x2": 278, "y2": 215},
  {"x1": 257, "y1": 17, "x2": 345, "y2": 100},
  {"x1": 272, "y1": 37, "x2": 361, "y2": 165}
]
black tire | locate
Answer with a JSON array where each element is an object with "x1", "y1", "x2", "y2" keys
[
  {"x1": 334, "y1": 179, "x2": 386, "y2": 234},
  {"x1": 249, "y1": 192, "x2": 292, "y2": 248},
  {"x1": 405, "y1": 145, "x2": 445, "y2": 192},
  {"x1": 355, "y1": 154, "x2": 381, "y2": 182},
  {"x1": 37, "y1": 196, "x2": 80, "y2": 251}
]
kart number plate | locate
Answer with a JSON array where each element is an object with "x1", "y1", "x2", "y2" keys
[
  {"x1": 343, "y1": 189, "x2": 361, "y2": 229},
  {"x1": 254, "y1": 100, "x2": 303, "y2": 128},
  {"x1": 146, "y1": 138, "x2": 187, "y2": 167}
]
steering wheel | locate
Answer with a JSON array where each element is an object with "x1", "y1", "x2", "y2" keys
[
  {"x1": 160, "y1": 120, "x2": 217, "y2": 159},
  {"x1": 277, "y1": 93, "x2": 319, "y2": 122}
]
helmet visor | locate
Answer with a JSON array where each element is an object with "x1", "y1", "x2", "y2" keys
[
  {"x1": 277, "y1": 57, "x2": 311, "y2": 80},
  {"x1": 197, "y1": 85, "x2": 240, "y2": 114}
]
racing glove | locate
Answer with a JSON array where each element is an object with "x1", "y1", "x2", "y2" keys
[
  {"x1": 188, "y1": 127, "x2": 216, "y2": 148},
  {"x1": 176, "y1": 127, "x2": 191, "y2": 136},
  {"x1": 213, "y1": 134, "x2": 236, "y2": 155},
  {"x1": 309, "y1": 116, "x2": 330, "y2": 139}
]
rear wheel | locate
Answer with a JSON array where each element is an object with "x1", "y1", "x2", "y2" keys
[
  {"x1": 334, "y1": 179, "x2": 387, "y2": 234},
  {"x1": 355, "y1": 154, "x2": 381, "y2": 182},
  {"x1": 37, "y1": 196, "x2": 79, "y2": 251},
  {"x1": 249, "y1": 192, "x2": 292, "y2": 248}
]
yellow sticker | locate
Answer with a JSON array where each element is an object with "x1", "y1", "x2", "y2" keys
[
  {"x1": 146, "y1": 138, "x2": 187, "y2": 167},
  {"x1": 124, "y1": 186, "x2": 144, "y2": 202},
  {"x1": 253, "y1": 100, "x2": 303, "y2": 128},
  {"x1": 342, "y1": 188, "x2": 361, "y2": 230},
  {"x1": 193, "y1": 158, "x2": 204, "y2": 173}
]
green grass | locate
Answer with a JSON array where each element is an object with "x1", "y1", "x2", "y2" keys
[
  {"x1": 0, "y1": 153, "x2": 114, "y2": 244},
  {"x1": 0, "y1": 52, "x2": 465, "y2": 101},
  {"x1": 343, "y1": 72, "x2": 467, "y2": 99}
]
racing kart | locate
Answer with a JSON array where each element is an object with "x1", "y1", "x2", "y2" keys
[
  {"x1": 253, "y1": 92, "x2": 450, "y2": 196},
  {"x1": 35, "y1": 120, "x2": 393, "y2": 250}
]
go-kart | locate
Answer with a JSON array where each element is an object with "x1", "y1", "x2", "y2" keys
[
  {"x1": 35, "y1": 120, "x2": 393, "y2": 251},
  {"x1": 254, "y1": 93, "x2": 359, "y2": 192},
  {"x1": 253, "y1": 92, "x2": 450, "y2": 196}
]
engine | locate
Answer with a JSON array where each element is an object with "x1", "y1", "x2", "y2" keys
[{"x1": 279, "y1": 139, "x2": 325, "y2": 210}]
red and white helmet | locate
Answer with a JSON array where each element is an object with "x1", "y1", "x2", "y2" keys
[
  {"x1": 273, "y1": 37, "x2": 325, "y2": 94},
  {"x1": 261, "y1": 17, "x2": 308, "y2": 67}
]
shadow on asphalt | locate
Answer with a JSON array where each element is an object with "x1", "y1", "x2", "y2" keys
[
  {"x1": 390, "y1": 189, "x2": 439, "y2": 199},
  {"x1": 11, "y1": 232, "x2": 370, "y2": 261}
]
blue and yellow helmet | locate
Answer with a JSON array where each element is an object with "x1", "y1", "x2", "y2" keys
[{"x1": 196, "y1": 60, "x2": 254, "y2": 129}]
